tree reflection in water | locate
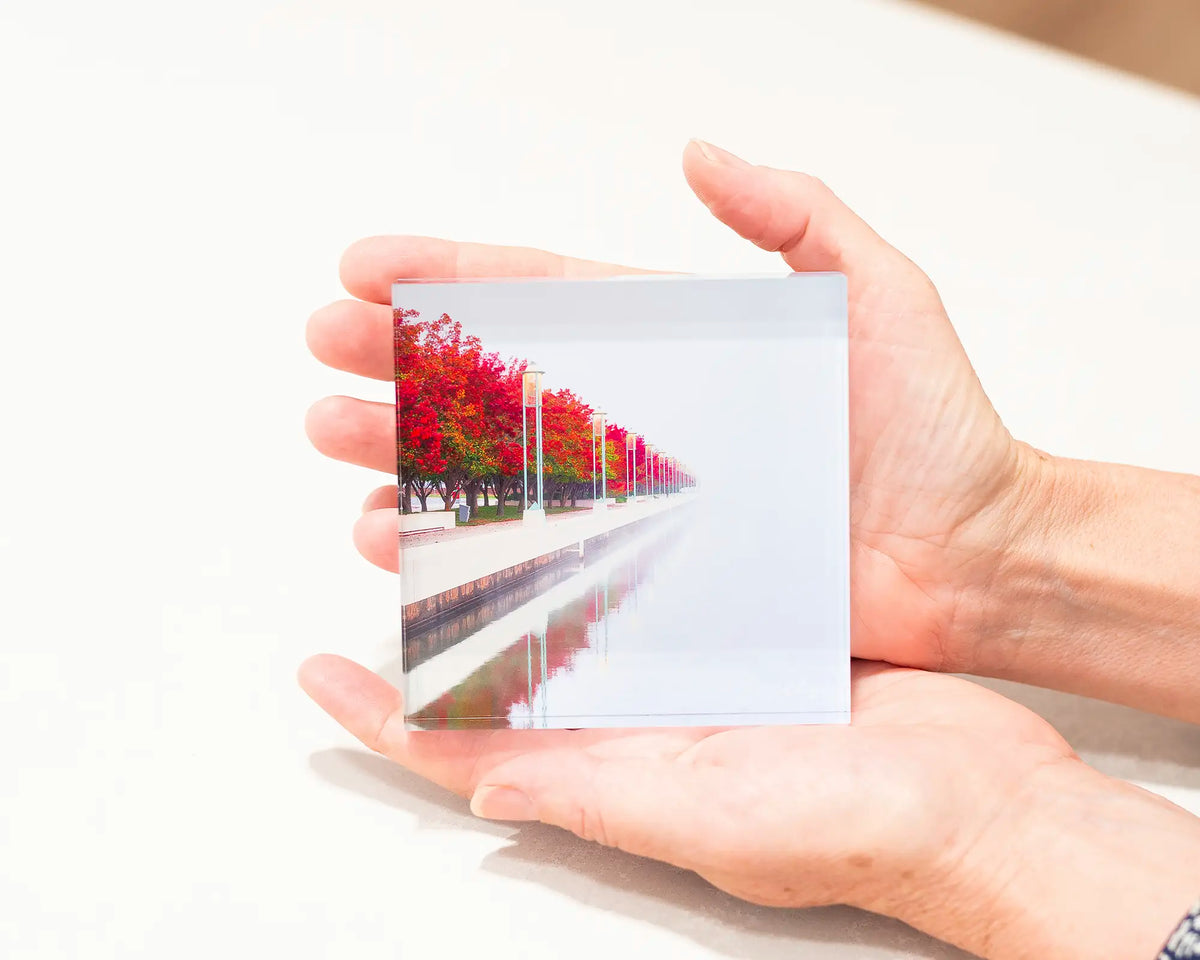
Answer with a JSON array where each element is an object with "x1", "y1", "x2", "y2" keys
[{"x1": 404, "y1": 517, "x2": 688, "y2": 730}]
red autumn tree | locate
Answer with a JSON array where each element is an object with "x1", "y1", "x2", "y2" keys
[
  {"x1": 538, "y1": 388, "x2": 593, "y2": 508},
  {"x1": 394, "y1": 307, "x2": 447, "y2": 513},
  {"x1": 393, "y1": 307, "x2": 692, "y2": 519}
]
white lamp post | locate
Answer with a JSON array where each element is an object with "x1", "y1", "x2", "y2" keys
[
  {"x1": 599, "y1": 412, "x2": 607, "y2": 506},
  {"x1": 521, "y1": 366, "x2": 544, "y2": 520},
  {"x1": 591, "y1": 410, "x2": 606, "y2": 509},
  {"x1": 625, "y1": 433, "x2": 636, "y2": 503},
  {"x1": 591, "y1": 413, "x2": 599, "y2": 503},
  {"x1": 646, "y1": 444, "x2": 656, "y2": 498}
]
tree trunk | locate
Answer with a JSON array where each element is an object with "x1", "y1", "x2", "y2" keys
[
  {"x1": 401, "y1": 477, "x2": 413, "y2": 515},
  {"x1": 439, "y1": 476, "x2": 462, "y2": 510},
  {"x1": 494, "y1": 476, "x2": 508, "y2": 518},
  {"x1": 482, "y1": 482, "x2": 490, "y2": 509}
]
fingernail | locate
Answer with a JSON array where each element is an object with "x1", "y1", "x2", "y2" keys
[
  {"x1": 690, "y1": 139, "x2": 749, "y2": 168},
  {"x1": 470, "y1": 785, "x2": 536, "y2": 821}
]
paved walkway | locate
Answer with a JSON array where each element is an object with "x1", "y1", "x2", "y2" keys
[
  {"x1": 399, "y1": 505, "x2": 632, "y2": 549},
  {"x1": 400, "y1": 497, "x2": 691, "y2": 606}
]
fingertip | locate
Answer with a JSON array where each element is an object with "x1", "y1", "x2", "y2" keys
[
  {"x1": 470, "y1": 784, "x2": 538, "y2": 821},
  {"x1": 297, "y1": 652, "x2": 353, "y2": 699},
  {"x1": 362, "y1": 484, "x2": 399, "y2": 513},
  {"x1": 683, "y1": 141, "x2": 769, "y2": 238},
  {"x1": 681, "y1": 145, "x2": 890, "y2": 274},
  {"x1": 684, "y1": 138, "x2": 749, "y2": 167},
  {"x1": 296, "y1": 653, "x2": 406, "y2": 752},
  {"x1": 341, "y1": 235, "x2": 446, "y2": 303},
  {"x1": 353, "y1": 509, "x2": 400, "y2": 573},
  {"x1": 338, "y1": 236, "x2": 387, "y2": 300},
  {"x1": 681, "y1": 139, "x2": 726, "y2": 209},
  {"x1": 682, "y1": 137, "x2": 709, "y2": 167},
  {"x1": 304, "y1": 304, "x2": 324, "y2": 357},
  {"x1": 303, "y1": 397, "x2": 325, "y2": 445},
  {"x1": 305, "y1": 395, "x2": 390, "y2": 468},
  {"x1": 303, "y1": 395, "x2": 347, "y2": 451}
]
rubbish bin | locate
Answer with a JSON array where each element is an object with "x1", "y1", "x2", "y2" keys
[{"x1": 457, "y1": 503, "x2": 470, "y2": 524}]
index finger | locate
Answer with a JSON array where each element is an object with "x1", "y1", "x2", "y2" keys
[{"x1": 339, "y1": 235, "x2": 660, "y2": 304}]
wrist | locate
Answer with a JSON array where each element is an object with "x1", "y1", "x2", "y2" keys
[
  {"x1": 944, "y1": 439, "x2": 1063, "y2": 675},
  {"x1": 951, "y1": 444, "x2": 1200, "y2": 718},
  {"x1": 897, "y1": 757, "x2": 1200, "y2": 960}
]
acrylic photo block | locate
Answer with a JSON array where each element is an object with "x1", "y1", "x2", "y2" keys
[{"x1": 390, "y1": 275, "x2": 849, "y2": 730}]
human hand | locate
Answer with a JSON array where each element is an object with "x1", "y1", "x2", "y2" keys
[
  {"x1": 298, "y1": 654, "x2": 1200, "y2": 960},
  {"x1": 306, "y1": 139, "x2": 1034, "y2": 675}
]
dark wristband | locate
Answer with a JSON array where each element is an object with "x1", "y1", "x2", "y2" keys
[{"x1": 1160, "y1": 899, "x2": 1200, "y2": 959}]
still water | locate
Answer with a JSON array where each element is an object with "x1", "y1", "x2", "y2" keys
[{"x1": 389, "y1": 495, "x2": 849, "y2": 730}]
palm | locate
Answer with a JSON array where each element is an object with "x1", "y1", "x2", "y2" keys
[
  {"x1": 299, "y1": 656, "x2": 1072, "y2": 912},
  {"x1": 845, "y1": 270, "x2": 1018, "y2": 669}
]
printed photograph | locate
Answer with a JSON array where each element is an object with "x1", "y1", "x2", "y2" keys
[{"x1": 386, "y1": 276, "x2": 850, "y2": 729}]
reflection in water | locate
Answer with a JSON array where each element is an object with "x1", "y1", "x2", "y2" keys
[
  {"x1": 402, "y1": 515, "x2": 690, "y2": 729},
  {"x1": 402, "y1": 553, "x2": 587, "y2": 672},
  {"x1": 390, "y1": 493, "x2": 850, "y2": 730}
]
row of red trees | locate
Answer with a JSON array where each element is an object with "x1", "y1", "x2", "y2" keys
[{"x1": 394, "y1": 307, "x2": 693, "y2": 518}]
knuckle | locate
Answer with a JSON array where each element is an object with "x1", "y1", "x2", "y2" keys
[{"x1": 792, "y1": 170, "x2": 826, "y2": 193}]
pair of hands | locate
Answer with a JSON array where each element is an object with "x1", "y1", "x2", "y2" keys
[{"x1": 300, "y1": 141, "x2": 1191, "y2": 958}]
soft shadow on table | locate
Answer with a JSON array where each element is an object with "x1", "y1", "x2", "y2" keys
[
  {"x1": 309, "y1": 748, "x2": 972, "y2": 960},
  {"x1": 963, "y1": 677, "x2": 1200, "y2": 788}
]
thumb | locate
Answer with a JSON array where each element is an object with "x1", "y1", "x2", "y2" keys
[
  {"x1": 469, "y1": 748, "x2": 714, "y2": 869},
  {"x1": 682, "y1": 139, "x2": 913, "y2": 283}
]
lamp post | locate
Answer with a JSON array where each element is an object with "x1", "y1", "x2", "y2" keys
[
  {"x1": 625, "y1": 433, "x2": 636, "y2": 502},
  {"x1": 521, "y1": 366, "x2": 544, "y2": 518},
  {"x1": 590, "y1": 413, "x2": 598, "y2": 503},
  {"x1": 599, "y1": 413, "x2": 607, "y2": 506},
  {"x1": 591, "y1": 411, "x2": 606, "y2": 509},
  {"x1": 645, "y1": 444, "x2": 655, "y2": 498}
]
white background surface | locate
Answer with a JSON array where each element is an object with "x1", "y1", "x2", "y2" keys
[{"x1": 1, "y1": 0, "x2": 1198, "y2": 957}]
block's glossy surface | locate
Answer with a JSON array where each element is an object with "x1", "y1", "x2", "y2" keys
[{"x1": 390, "y1": 275, "x2": 849, "y2": 729}]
